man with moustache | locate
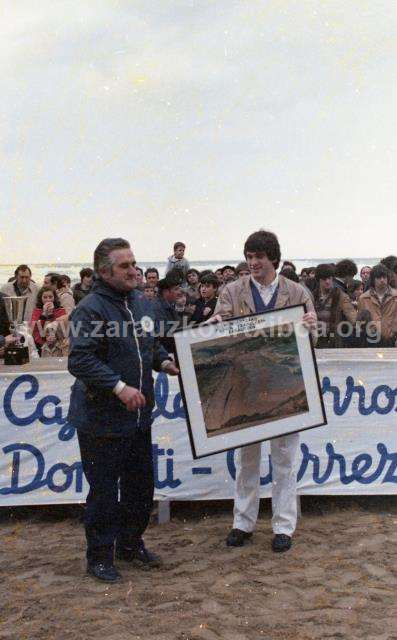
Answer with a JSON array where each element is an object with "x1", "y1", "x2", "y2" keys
[
  {"x1": 68, "y1": 238, "x2": 178, "y2": 582},
  {"x1": 215, "y1": 229, "x2": 317, "y2": 553}
]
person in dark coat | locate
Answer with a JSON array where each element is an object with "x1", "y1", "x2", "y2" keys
[
  {"x1": 151, "y1": 271, "x2": 182, "y2": 356},
  {"x1": 334, "y1": 259, "x2": 358, "y2": 294},
  {"x1": 67, "y1": 238, "x2": 178, "y2": 583},
  {"x1": 190, "y1": 273, "x2": 219, "y2": 324},
  {"x1": 72, "y1": 267, "x2": 94, "y2": 304},
  {"x1": 313, "y1": 263, "x2": 357, "y2": 348}
]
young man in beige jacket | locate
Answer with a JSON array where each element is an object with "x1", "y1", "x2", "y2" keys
[
  {"x1": 214, "y1": 229, "x2": 317, "y2": 553},
  {"x1": 358, "y1": 263, "x2": 397, "y2": 347}
]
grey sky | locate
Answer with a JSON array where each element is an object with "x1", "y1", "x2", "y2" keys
[{"x1": 2, "y1": 0, "x2": 396, "y2": 263}]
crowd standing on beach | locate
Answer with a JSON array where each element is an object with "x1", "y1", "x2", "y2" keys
[{"x1": 0, "y1": 239, "x2": 397, "y2": 357}]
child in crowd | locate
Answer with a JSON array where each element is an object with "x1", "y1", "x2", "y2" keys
[
  {"x1": 165, "y1": 242, "x2": 190, "y2": 283},
  {"x1": 191, "y1": 273, "x2": 219, "y2": 324},
  {"x1": 143, "y1": 284, "x2": 156, "y2": 300},
  {"x1": 184, "y1": 268, "x2": 201, "y2": 300},
  {"x1": 175, "y1": 289, "x2": 195, "y2": 321},
  {"x1": 41, "y1": 322, "x2": 69, "y2": 358}
]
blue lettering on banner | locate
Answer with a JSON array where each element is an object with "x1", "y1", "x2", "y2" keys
[
  {"x1": 1, "y1": 443, "x2": 182, "y2": 495},
  {"x1": 3, "y1": 374, "x2": 75, "y2": 441},
  {"x1": 297, "y1": 442, "x2": 397, "y2": 485},
  {"x1": 1, "y1": 441, "x2": 397, "y2": 496},
  {"x1": 0, "y1": 443, "x2": 84, "y2": 495},
  {"x1": 226, "y1": 443, "x2": 397, "y2": 486},
  {"x1": 152, "y1": 445, "x2": 181, "y2": 489},
  {"x1": 4, "y1": 374, "x2": 397, "y2": 439},
  {"x1": 2, "y1": 372, "x2": 185, "y2": 440},
  {"x1": 322, "y1": 376, "x2": 397, "y2": 415},
  {"x1": 2, "y1": 372, "x2": 397, "y2": 497},
  {"x1": 152, "y1": 373, "x2": 185, "y2": 420}
]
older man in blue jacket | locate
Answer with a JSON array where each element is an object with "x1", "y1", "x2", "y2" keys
[{"x1": 68, "y1": 238, "x2": 178, "y2": 583}]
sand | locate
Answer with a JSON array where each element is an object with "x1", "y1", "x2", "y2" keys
[{"x1": 1, "y1": 497, "x2": 397, "y2": 640}]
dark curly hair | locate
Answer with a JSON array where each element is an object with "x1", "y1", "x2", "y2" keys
[
  {"x1": 369, "y1": 263, "x2": 391, "y2": 288},
  {"x1": 315, "y1": 264, "x2": 335, "y2": 282},
  {"x1": 335, "y1": 259, "x2": 358, "y2": 279},
  {"x1": 244, "y1": 230, "x2": 281, "y2": 269}
]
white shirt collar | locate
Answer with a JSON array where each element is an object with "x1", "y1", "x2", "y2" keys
[{"x1": 250, "y1": 274, "x2": 279, "y2": 292}]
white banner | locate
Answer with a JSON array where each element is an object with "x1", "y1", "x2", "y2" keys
[{"x1": 1, "y1": 349, "x2": 397, "y2": 505}]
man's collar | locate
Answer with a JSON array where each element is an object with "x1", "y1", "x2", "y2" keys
[
  {"x1": 92, "y1": 278, "x2": 133, "y2": 301},
  {"x1": 15, "y1": 282, "x2": 33, "y2": 294},
  {"x1": 250, "y1": 274, "x2": 279, "y2": 291},
  {"x1": 373, "y1": 286, "x2": 391, "y2": 299}
]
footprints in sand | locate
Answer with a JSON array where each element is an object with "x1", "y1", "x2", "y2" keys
[{"x1": 2, "y1": 505, "x2": 397, "y2": 639}]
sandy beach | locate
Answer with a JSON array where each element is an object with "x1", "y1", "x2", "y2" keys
[{"x1": 1, "y1": 497, "x2": 397, "y2": 640}]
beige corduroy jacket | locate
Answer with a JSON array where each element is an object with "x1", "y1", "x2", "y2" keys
[{"x1": 215, "y1": 274, "x2": 315, "y2": 319}]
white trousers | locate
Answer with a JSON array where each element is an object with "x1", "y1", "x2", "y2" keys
[{"x1": 233, "y1": 433, "x2": 300, "y2": 537}]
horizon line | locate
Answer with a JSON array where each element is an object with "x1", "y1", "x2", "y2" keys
[{"x1": 0, "y1": 256, "x2": 380, "y2": 267}]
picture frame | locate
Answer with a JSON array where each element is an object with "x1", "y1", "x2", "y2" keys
[{"x1": 174, "y1": 303, "x2": 327, "y2": 459}]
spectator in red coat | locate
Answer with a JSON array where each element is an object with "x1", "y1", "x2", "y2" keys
[{"x1": 31, "y1": 287, "x2": 67, "y2": 351}]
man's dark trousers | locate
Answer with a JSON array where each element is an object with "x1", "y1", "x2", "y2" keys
[{"x1": 78, "y1": 427, "x2": 154, "y2": 564}]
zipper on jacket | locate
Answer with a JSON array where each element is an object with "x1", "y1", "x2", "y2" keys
[{"x1": 124, "y1": 299, "x2": 143, "y2": 425}]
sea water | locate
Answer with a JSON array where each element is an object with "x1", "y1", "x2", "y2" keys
[{"x1": 0, "y1": 258, "x2": 380, "y2": 287}]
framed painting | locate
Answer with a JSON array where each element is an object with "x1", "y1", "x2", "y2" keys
[{"x1": 173, "y1": 304, "x2": 326, "y2": 459}]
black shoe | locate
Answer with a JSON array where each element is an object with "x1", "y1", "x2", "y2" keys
[
  {"x1": 116, "y1": 540, "x2": 162, "y2": 570},
  {"x1": 272, "y1": 534, "x2": 292, "y2": 553},
  {"x1": 226, "y1": 528, "x2": 253, "y2": 547},
  {"x1": 87, "y1": 562, "x2": 121, "y2": 583}
]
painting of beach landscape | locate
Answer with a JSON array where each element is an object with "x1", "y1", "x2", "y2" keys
[{"x1": 190, "y1": 326, "x2": 308, "y2": 437}]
